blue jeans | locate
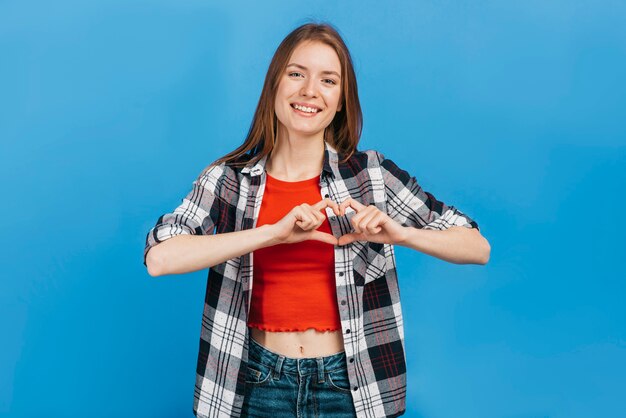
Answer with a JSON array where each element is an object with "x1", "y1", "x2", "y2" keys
[{"x1": 241, "y1": 336, "x2": 357, "y2": 417}]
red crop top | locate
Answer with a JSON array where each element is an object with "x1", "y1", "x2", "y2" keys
[{"x1": 247, "y1": 172, "x2": 341, "y2": 332}]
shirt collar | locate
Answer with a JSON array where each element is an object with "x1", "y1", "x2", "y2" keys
[{"x1": 241, "y1": 141, "x2": 339, "y2": 179}]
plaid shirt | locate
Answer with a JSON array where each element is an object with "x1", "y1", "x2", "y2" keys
[{"x1": 143, "y1": 141, "x2": 479, "y2": 418}]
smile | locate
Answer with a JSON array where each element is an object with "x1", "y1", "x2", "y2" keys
[{"x1": 291, "y1": 103, "x2": 322, "y2": 116}]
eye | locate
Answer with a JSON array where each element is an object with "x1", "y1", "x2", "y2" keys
[
  {"x1": 288, "y1": 72, "x2": 303, "y2": 78},
  {"x1": 323, "y1": 79, "x2": 337, "y2": 85}
]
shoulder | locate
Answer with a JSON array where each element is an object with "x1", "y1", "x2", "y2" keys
[
  {"x1": 194, "y1": 156, "x2": 247, "y2": 197},
  {"x1": 359, "y1": 149, "x2": 406, "y2": 174},
  {"x1": 345, "y1": 149, "x2": 414, "y2": 186},
  {"x1": 199, "y1": 153, "x2": 253, "y2": 182},
  {"x1": 340, "y1": 148, "x2": 385, "y2": 170},
  {"x1": 197, "y1": 162, "x2": 229, "y2": 185}
]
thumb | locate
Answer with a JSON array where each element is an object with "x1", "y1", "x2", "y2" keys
[
  {"x1": 337, "y1": 233, "x2": 360, "y2": 246},
  {"x1": 308, "y1": 230, "x2": 339, "y2": 245}
]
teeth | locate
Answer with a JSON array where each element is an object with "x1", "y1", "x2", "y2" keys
[{"x1": 293, "y1": 104, "x2": 318, "y2": 113}]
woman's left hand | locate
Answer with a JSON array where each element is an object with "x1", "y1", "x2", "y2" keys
[{"x1": 337, "y1": 198, "x2": 408, "y2": 246}]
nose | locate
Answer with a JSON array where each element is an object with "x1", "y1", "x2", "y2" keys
[{"x1": 300, "y1": 78, "x2": 318, "y2": 98}]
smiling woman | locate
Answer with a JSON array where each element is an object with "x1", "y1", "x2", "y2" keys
[
  {"x1": 278, "y1": 44, "x2": 343, "y2": 128},
  {"x1": 143, "y1": 21, "x2": 490, "y2": 418}
]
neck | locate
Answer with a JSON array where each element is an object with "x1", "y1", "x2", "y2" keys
[{"x1": 267, "y1": 126, "x2": 325, "y2": 181}]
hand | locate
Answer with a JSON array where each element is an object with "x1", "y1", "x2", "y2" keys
[
  {"x1": 337, "y1": 198, "x2": 408, "y2": 246},
  {"x1": 268, "y1": 198, "x2": 341, "y2": 245}
]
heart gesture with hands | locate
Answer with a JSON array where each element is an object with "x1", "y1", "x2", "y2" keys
[
  {"x1": 269, "y1": 198, "x2": 341, "y2": 245},
  {"x1": 337, "y1": 198, "x2": 408, "y2": 246},
  {"x1": 269, "y1": 197, "x2": 407, "y2": 247}
]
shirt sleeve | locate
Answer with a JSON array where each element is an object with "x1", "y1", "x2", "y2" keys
[
  {"x1": 377, "y1": 152, "x2": 479, "y2": 231},
  {"x1": 143, "y1": 164, "x2": 225, "y2": 266}
]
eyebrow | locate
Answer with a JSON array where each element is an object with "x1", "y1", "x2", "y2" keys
[{"x1": 286, "y1": 63, "x2": 341, "y2": 79}]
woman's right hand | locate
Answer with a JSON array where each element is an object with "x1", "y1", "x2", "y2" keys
[{"x1": 268, "y1": 198, "x2": 341, "y2": 245}]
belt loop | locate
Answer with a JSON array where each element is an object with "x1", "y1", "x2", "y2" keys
[
  {"x1": 316, "y1": 357, "x2": 325, "y2": 384},
  {"x1": 273, "y1": 355, "x2": 285, "y2": 380}
]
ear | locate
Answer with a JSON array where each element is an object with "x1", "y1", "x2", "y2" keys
[{"x1": 337, "y1": 101, "x2": 343, "y2": 112}]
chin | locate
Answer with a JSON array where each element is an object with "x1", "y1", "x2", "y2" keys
[{"x1": 295, "y1": 128, "x2": 326, "y2": 137}]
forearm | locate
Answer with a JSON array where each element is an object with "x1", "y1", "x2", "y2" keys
[
  {"x1": 397, "y1": 226, "x2": 490, "y2": 265},
  {"x1": 146, "y1": 224, "x2": 278, "y2": 276}
]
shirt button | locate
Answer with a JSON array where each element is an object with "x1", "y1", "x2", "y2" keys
[
  {"x1": 339, "y1": 272, "x2": 344, "y2": 277},
  {"x1": 340, "y1": 300, "x2": 346, "y2": 305},
  {"x1": 353, "y1": 386, "x2": 358, "y2": 391},
  {"x1": 345, "y1": 329, "x2": 351, "y2": 334},
  {"x1": 324, "y1": 194, "x2": 329, "y2": 198},
  {"x1": 349, "y1": 357, "x2": 354, "y2": 363}
]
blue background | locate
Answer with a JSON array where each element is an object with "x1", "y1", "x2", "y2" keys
[{"x1": 2, "y1": 1, "x2": 625, "y2": 417}]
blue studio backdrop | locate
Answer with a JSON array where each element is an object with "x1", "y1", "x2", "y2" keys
[{"x1": 2, "y1": 1, "x2": 625, "y2": 417}]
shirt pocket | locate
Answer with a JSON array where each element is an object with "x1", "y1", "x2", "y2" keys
[
  {"x1": 352, "y1": 241, "x2": 388, "y2": 286},
  {"x1": 344, "y1": 195, "x2": 389, "y2": 286},
  {"x1": 364, "y1": 242, "x2": 388, "y2": 285}
]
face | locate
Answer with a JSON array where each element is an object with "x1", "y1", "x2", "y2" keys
[{"x1": 274, "y1": 41, "x2": 343, "y2": 140}]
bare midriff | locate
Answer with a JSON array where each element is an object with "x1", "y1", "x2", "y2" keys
[{"x1": 249, "y1": 326, "x2": 345, "y2": 358}]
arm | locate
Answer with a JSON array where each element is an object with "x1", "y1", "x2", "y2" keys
[
  {"x1": 397, "y1": 225, "x2": 490, "y2": 265},
  {"x1": 145, "y1": 225, "x2": 276, "y2": 276},
  {"x1": 379, "y1": 152, "x2": 489, "y2": 264},
  {"x1": 337, "y1": 199, "x2": 490, "y2": 265},
  {"x1": 336, "y1": 151, "x2": 490, "y2": 265},
  {"x1": 145, "y1": 173, "x2": 341, "y2": 276},
  {"x1": 378, "y1": 152, "x2": 480, "y2": 231}
]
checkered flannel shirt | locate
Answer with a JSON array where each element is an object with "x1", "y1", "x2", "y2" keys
[{"x1": 143, "y1": 141, "x2": 479, "y2": 417}]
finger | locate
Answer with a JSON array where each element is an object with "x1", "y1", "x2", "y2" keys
[
  {"x1": 314, "y1": 210, "x2": 326, "y2": 227},
  {"x1": 350, "y1": 206, "x2": 377, "y2": 233},
  {"x1": 339, "y1": 198, "x2": 367, "y2": 216},
  {"x1": 294, "y1": 207, "x2": 316, "y2": 230},
  {"x1": 337, "y1": 232, "x2": 362, "y2": 246},
  {"x1": 308, "y1": 230, "x2": 338, "y2": 245},
  {"x1": 296, "y1": 219, "x2": 316, "y2": 230},
  {"x1": 312, "y1": 198, "x2": 341, "y2": 217},
  {"x1": 294, "y1": 210, "x2": 314, "y2": 230},
  {"x1": 358, "y1": 209, "x2": 383, "y2": 234},
  {"x1": 307, "y1": 207, "x2": 326, "y2": 229},
  {"x1": 365, "y1": 212, "x2": 385, "y2": 234},
  {"x1": 301, "y1": 205, "x2": 320, "y2": 229}
]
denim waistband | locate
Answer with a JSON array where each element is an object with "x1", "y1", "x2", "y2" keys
[{"x1": 248, "y1": 336, "x2": 347, "y2": 376}]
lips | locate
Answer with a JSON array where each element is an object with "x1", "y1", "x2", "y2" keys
[
  {"x1": 290, "y1": 103, "x2": 322, "y2": 117},
  {"x1": 290, "y1": 102, "x2": 322, "y2": 113}
]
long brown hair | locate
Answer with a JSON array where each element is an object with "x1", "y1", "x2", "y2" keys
[{"x1": 213, "y1": 22, "x2": 363, "y2": 168}]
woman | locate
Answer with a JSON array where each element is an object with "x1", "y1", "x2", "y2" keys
[{"x1": 144, "y1": 22, "x2": 490, "y2": 418}]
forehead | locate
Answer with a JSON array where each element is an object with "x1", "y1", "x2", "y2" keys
[{"x1": 288, "y1": 41, "x2": 341, "y2": 74}]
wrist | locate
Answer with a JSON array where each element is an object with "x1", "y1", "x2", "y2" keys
[
  {"x1": 259, "y1": 223, "x2": 281, "y2": 247},
  {"x1": 395, "y1": 226, "x2": 413, "y2": 247}
]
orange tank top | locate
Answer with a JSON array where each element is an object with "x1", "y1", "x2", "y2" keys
[{"x1": 247, "y1": 172, "x2": 341, "y2": 332}]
